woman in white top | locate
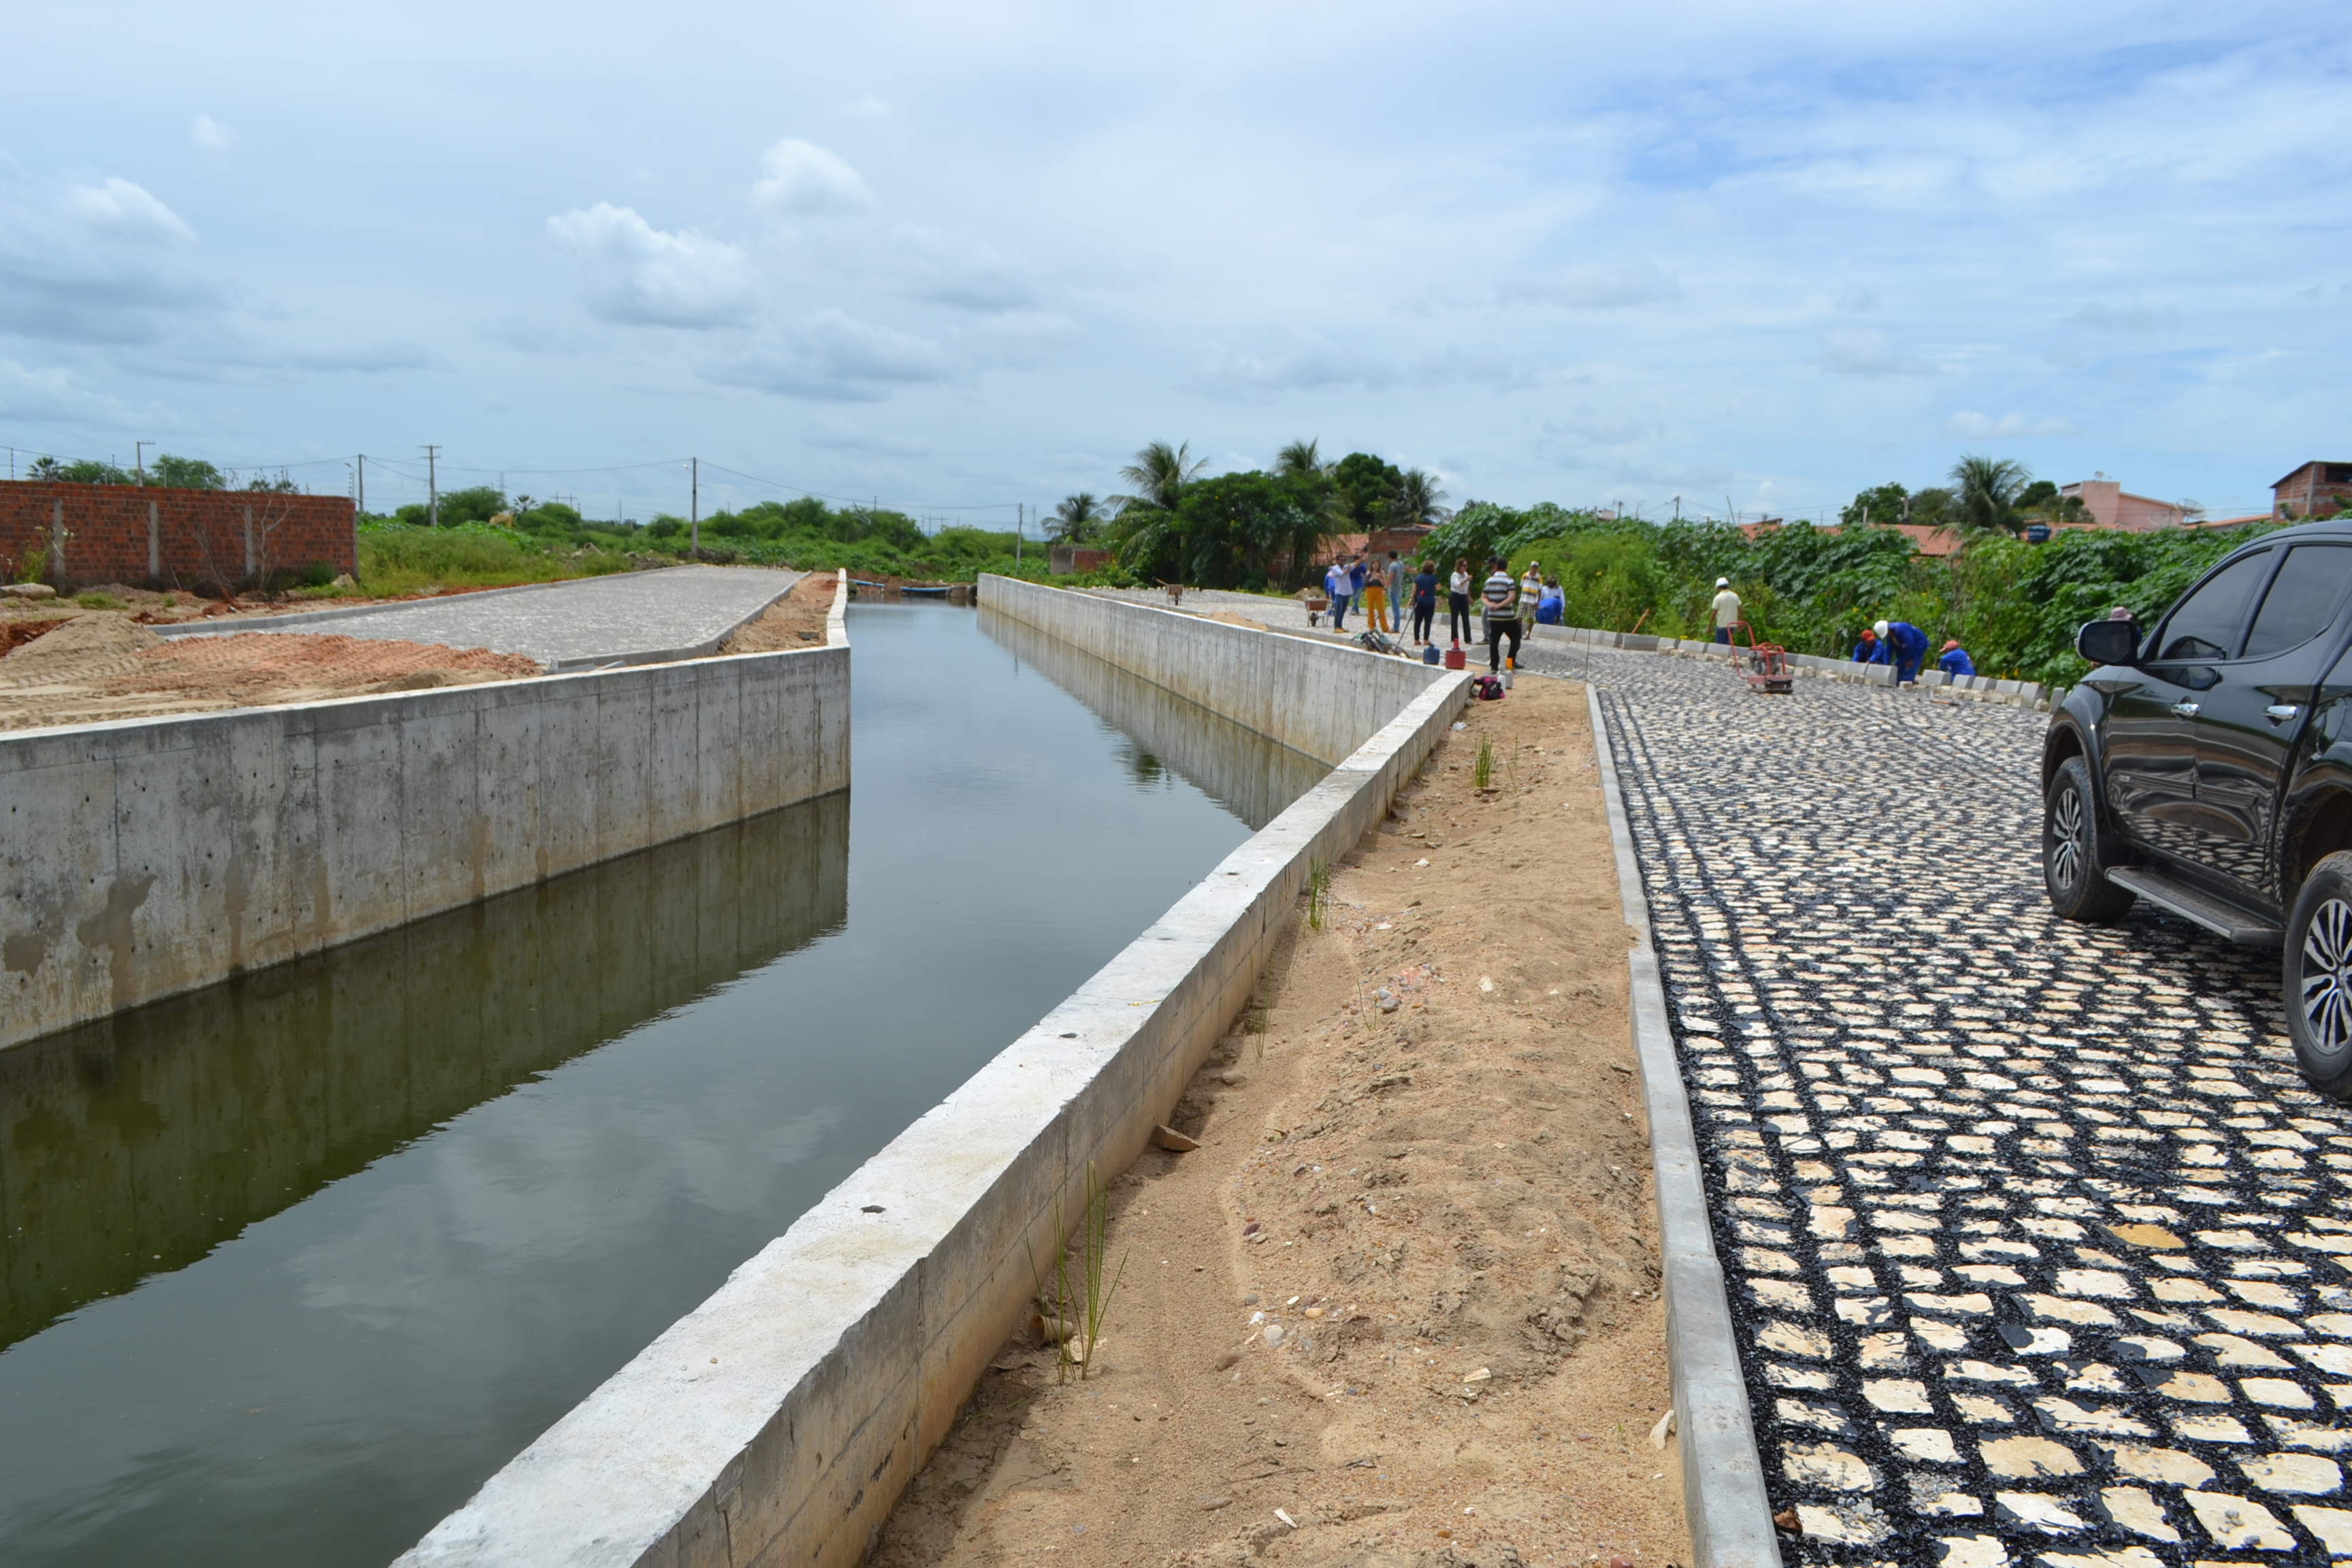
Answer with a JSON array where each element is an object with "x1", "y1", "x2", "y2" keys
[{"x1": 1448, "y1": 558, "x2": 1473, "y2": 644}]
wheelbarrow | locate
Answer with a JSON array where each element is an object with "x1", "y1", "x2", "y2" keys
[{"x1": 1725, "y1": 621, "x2": 1794, "y2": 694}]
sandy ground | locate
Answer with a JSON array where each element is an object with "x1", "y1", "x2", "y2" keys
[
  {"x1": 0, "y1": 570, "x2": 832, "y2": 732},
  {"x1": 871, "y1": 675, "x2": 1689, "y2": 1568},
  {"x1": 0, "y1": 613, "x2": 544, "y2": 731},
  {"x1": 719, "y1": 572, "x2": 835, "y2": 652}
]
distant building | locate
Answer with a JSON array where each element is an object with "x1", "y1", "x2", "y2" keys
[
  {"x1": 1047, "y1": 544, "x2": 1109, "y2": 575},
  {"x1": 2058, "y1": 479, "x2": 2188, "y2": 532},
  {"x1": 2274, "y1": 461, "x2": 2352, "y2": 520}
]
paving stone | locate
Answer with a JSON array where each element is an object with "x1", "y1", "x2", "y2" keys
[
  {"x1": 1578, "y1": 647, "x2": 2352, "y2": 1565},
  {"x1": 206, "y1": 564, "x2": 801, "y2": 665}
]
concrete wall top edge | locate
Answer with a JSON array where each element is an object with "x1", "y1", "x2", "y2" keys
[{"x1": 0, "y1": 640, "x2": 846, "y2": 758}]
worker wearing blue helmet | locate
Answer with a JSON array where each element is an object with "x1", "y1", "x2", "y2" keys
[{"x1": 1874, "y1": 618, "x2": 1930, "y2": 684}]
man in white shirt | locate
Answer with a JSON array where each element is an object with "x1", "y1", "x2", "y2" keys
[
  {"x1": 1711, "y1": 576, "x2": 1742, "y2": 644},
  {"x1": 1481, "y1": 557, "x2": 1522, "y2": 672}
]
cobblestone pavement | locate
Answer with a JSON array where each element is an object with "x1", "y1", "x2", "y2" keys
[
  {"x1": 1561, "y1": 643, "x2": 2352, "y2": 1567},
  {"x1": 187, "y1": 565, "x2": 802, "y2": 666}
]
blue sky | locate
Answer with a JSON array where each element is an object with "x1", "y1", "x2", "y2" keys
[{"x1": 0, "y1": 1, "x2": 2344, "y2": 525}]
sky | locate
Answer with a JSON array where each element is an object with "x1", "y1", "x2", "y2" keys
[{"x1": 0, "y1": 1, "x2": 2345, "y2": 527}]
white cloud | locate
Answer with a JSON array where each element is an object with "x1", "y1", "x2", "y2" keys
[
  {"x1": 706, "y1": 309, "x2": 953, "y2": 400},
  {"x1": 1497, "y1": 260, "x2": 1680, "y2": 310},
  {"x1": 0, "y1": 174, "x2": 214, "y2": 342},
  {"x1": 1946, "y1": 410, "x2": 2075, "y2": 438},
  {"x1": 1819, "y1": 329, "x2": 1938, "y2": 378},
  {"x1": 753, "y1": 140, "x2": 877, "y2": 215},
  {"x1": 191, "y1": 114, "x2": 237, "y2": 152},
  {"x1": 2069, "y1": 301, "x2": 2179, "y2": 333},
  {"x1": 546, "y1": 203, "x2": 751, "y2": 329},
  {"x1": 0, "y1": 357, "x2": 147, "y2": 427},
  {"x1": 808, "y1": 416, "x2": 929, "y2": 455}
]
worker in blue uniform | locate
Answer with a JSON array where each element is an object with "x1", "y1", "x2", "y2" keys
[
  {"x1": 1938, "y1": 640, "x2": 1975, "y2": 679},
  {"x1": 1874, "y1": 618, "x2": 1930, "y2": 683},
  {"x1": 1852, "y1": 627, "x2": 1888, "y2": 664}
]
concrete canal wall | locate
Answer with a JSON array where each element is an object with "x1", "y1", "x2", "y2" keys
[
  {"x1": 0, "y1": 574, "x2": 850, "y2": 1051},
  {"x1": 400, "y1": 582, "x2": 1468, "y2": 1568}
]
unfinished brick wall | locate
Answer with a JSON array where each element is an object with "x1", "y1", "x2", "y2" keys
[{"x1": 0, "y1": 480, "x2": 357, "y2": 591}]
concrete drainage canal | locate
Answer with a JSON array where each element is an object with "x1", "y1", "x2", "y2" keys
[{"x1": 0, "y1": 600, "x2": 1327, "y2": 1568}]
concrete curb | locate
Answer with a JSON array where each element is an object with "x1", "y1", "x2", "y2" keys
[{"x1": 1586, "y1": 685, "x2": 1780, "y2": 1568}]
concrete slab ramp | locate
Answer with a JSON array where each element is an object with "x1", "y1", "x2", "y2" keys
[{"x1": 397, "y1": 578, "x2": 1467, "y2": 1568}]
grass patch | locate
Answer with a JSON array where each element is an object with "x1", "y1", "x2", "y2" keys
[{"x1": 357, "y1": 525, "x2": 634, "y2": 596}]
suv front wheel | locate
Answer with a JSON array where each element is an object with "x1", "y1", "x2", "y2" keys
[
  {"x1": 2285, "y1": 851, "x2": 2352, "y2": 1102},
  {"x1": 2044, "y1": 757, "x2": 2136, "y2": 922}
]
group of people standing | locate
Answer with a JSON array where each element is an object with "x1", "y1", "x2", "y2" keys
[{"x1": 1324, "y1": 551, "x2": 1558, "y2": 673}]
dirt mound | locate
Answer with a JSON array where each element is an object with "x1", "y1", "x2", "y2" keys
[
  {"x1": 718, "y1": 573, "x2": 836, "y2": 654},
  {"x1": 0, "y1": 617, "x2": 542, "y2": 731}
]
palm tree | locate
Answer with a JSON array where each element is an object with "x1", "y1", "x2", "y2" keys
[
  {"x1": 1112, "y1": 440, "x2": 1207, "y2": 515},
  {"x1": 1392, "y1": 468, "x2": 1453, "y2": 527},
  {"x1": 1275, "y1": 439, "x2": 1330, "y2": 478},
  {"x1": 1950, "y1": 455, "x2": 2031, "y2": 536},
  {"x1": 1048, "y1": 493, "x2": 1107, "y2": 542}
]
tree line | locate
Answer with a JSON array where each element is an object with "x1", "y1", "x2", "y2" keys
[{"x1": 1045, "y1": 438, "x2": 1450, "y2": 591}]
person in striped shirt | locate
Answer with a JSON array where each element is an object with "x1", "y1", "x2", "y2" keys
[{"x1": 1481, "y1": 555, "x2": 1522, "y2": 672}]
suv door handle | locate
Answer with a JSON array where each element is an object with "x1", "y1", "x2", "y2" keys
[
  {"x1": 2172, "y1": 700, "x2": 2201, "y2": 717},
  {"x1": 2266, "y1": 704, "x2": 2302, "y2": 724}
]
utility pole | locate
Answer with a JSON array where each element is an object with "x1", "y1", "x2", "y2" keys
[
  {"x1": 356, "y1": 454, "x2": 365, "y2": 517},
  {"x1": 690, "y1": 457, "x2": 700, "y2": 555},
  {"x1": 1673, "y1": 494, "x2": 1681, "y2": 521},
  {"x1": 423, "y1": 445, "x2": 441, "y2": 527},
  {"x1": 1015, "y1": 504, "x2": 1023, "y2": 566},
  {"x1": 135, "y1": 441, "x2": 150, "y2": 486}
]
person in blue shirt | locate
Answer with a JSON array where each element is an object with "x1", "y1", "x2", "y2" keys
[
  {"x1": 1874, "y1": 619, "x2": 1930, "y2": 683},
  {"x1": 1853, "y1": 627, "x2": 1887, "y2": 664},
  {"x1": 1938, "y1": 640, "x2": 1975, "y2": 678}
]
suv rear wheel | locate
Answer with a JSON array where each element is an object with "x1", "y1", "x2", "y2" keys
[
  {"x1": 2044, "y1": 756, "x2": 2136, "y2": 922},
  {"x1": 2285, "y1": 851, "x2": 2352, "y2": 1102}
]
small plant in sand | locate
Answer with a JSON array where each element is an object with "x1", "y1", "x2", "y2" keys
[
  {"x1": 1029, "y1": 1161, "x2": 1129, "y2": 1383},
  {"x1": 1305, "y1": 858, "x2": 1331, "y2": 930},
  {"x1": 1473, "y1": 735, "x2": 1494, "y2": 790}
]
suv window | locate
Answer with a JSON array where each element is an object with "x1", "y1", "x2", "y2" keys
[
  {"x1": 2243, "y1": 544, "x2": 2352, "y2": 659},
  {"x1": 2153, "y1": 551, "x2": 2272, "y2": 661}
]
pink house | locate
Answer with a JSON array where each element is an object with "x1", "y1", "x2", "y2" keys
[{"x1": 2057, "y1": 478, "x2": 2187, "y2": 532}]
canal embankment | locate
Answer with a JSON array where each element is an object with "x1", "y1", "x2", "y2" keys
[
  {"x1": 869, "y1": 674, "x2": 1690, "y2": 1567},
  {"x1": 0, "y1": 599, "x2": 1300, "y2": 1568},
  {"x1": 399, "y1": 581, "x2": 1470, "y2": 1568},
  {"x1": 1, "y1": 570, "x2": 848, "y2": 1050}
]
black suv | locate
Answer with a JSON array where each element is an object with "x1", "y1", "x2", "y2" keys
[{"x1": 2042, "y1": 519, "x2": 2352, "y2": 1101}]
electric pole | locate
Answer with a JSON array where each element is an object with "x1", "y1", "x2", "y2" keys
[
  {"x1": 356, "y1": 454, "x2": 365, "y2": 517},
  {"x1": 1015, "y1": 504, "x2": 1023, "y2": 566},
  {"x1": 423, "y1": 445, "x2": 441, "y2": 527},
  {"x1": 135, "y1": 441, "x2": 150, "y2": 486},
  {"x1": 690, "y1": 457, "x2": 699, "y2": 555}
]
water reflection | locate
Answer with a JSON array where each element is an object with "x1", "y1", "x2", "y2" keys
[
  {"x1": 0, "y1": 795, "x2": 849, "y2": 1353},
  {"x1": 981, "y1": 607, "x2": 1328, "y2": 830}
]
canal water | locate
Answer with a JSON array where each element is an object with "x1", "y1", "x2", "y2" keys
[{"x1": 0, "y1": 603, "x2": 1324, "y2": 1567}]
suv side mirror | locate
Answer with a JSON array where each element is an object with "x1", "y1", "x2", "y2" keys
[{"x1": 2077, "y1": 619, "x2": 2139, "y2": 667}]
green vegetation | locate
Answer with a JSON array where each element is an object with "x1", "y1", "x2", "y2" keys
[
  {"x1": 355, "y1": 522, "x2": 634, "y2": 598},
  {"x1": 1413, "y1": 495, "x2": 2275, "y2": 687},
  {"x1": 26, "y1": 452, "x2": 289, "y2": 491},
  {"x1": 1029, "y1": 1162, "x2": 1128, "y2": 1384}
]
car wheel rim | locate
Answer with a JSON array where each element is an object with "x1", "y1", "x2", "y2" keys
[
  {"x1": 2049, "y1": 786, "x2": 2085, "y2": 891},
  {"x1": 2300, "y1": 897, "x2": 2352, "y2": 1055}
]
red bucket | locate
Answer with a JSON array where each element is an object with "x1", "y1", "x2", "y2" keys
[{"x1": 1443, "y1": 645, "x2": 1467, "y2": 670}]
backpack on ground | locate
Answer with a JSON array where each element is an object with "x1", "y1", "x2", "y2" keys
[{"x1": 1471, "y1": 674, "x2": 1505, "y2": 700}]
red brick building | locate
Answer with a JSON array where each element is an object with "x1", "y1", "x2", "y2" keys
[
  {"x1": 2274, "y1": 461, "x2": 2352, "y2": 521},
  {"x1": 0, "y1": 480, "x2": 356, "y2": 591}
]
